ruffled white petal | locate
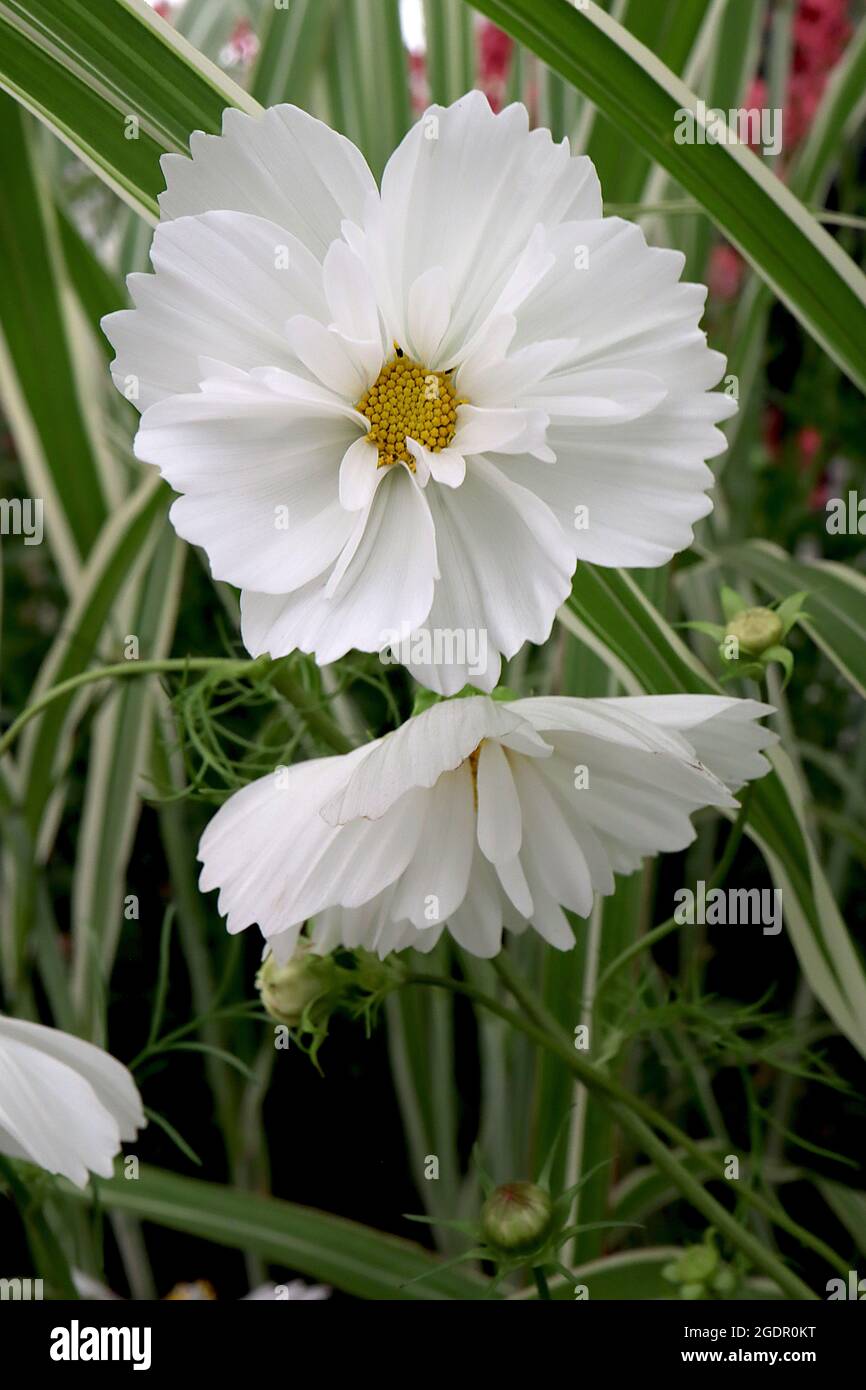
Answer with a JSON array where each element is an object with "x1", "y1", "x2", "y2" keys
[
  {"x1": 106, "y1": 94, "x2": 738, "y2": 691},
  {"x1": 598, "y1": 695, "x2": 778, "y2": 789},
  {"x1": 240, "y1": 463, "x2": 438, "y2": 664},
  {"x1": 0, "y1": 1017, "x2": 144, "y2": 1189},
  {"x1": 404, "y1": 457, "x2": 575, "y2": 694},
  {"x1": 135, "y1": 370, "x2": 361, "y2": 592},
  {"x1": 103, "y1": 211, "x2": 329, "y2": 412},
  {"x1": 199, "y1": 693, "x2": 773, "y2": 962},
  {"x1": 496, "y1": 216, "x2": 736, "y2": 568},
  {"x1": 159, "y1": 105, "x2": 377, "y2": 259},
  {"x1": 321, "y1": 695, "x2": 538, "y2": 825},
  {"x1": 370, "y1": 92, "x2": 601, "y2": 360}
]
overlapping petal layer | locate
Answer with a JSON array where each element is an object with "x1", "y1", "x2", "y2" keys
[
  {"x1": 198, "y1": 695, "x2": 775, "y2": 961},
  {"x1": 0, "y1": 1017, "x2": 145, "y2": 1188},
  {"x1": 105, "y1": 95, "x2": 735, "y2": 692}
]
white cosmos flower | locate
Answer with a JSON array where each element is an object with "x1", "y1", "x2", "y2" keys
[
  {"x1": 0, "y1": 1017, "x2": 145, "y2": 1188},
  {"x1": 198, "y1": 694, "x2": 774, "y2": 961},
  {"x1": 103, "y1": 93, "x2": 736, "y2": 694}
]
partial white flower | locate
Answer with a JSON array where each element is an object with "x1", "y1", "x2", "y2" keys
[
  {"x1": 0, "y1": 1017, "x2": 145, "y2": 1188},
  {"x1": 103, "y1": 94, "x2": 736, "y2": 694},
  {"x1": 198, "y1": 694, "x2": 774, "y2": 961}
]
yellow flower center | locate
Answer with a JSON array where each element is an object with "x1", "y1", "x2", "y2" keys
[{"x1": 356, "y1": 346, "x2": 463, "y2": 470}]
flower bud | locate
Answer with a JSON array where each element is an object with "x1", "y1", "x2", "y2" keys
[
  {"x1": 480, "y1": 1182, "x2": 553, "y2": 1256},
  {"x1": 711, "y1": 1266, "x2": 738, "y2": 1296},
  {"x1": 662, "y1": 1236, "x2": 721, "y2": 1299},
  {"x1": 256, "y1": 944, "x2": 336, "y2": 1027},
  {"x1": 724, "y1": 606, "x2": 783, "y2": 655}
]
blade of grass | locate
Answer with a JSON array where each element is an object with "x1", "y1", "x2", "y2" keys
[
  {"x1": 0, "y1": 0, "x2": 259, "y2": 221},
  {"x1": 471, "y1": 0, "x2": 866, "y2": 393},
  {"x1": 64, "y1": 1163, "x2": 493, "y2": 1300}
]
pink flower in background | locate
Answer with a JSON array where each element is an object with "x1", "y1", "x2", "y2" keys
[
  {"x1": 708, "y1": 3, "x2": 850, "y2": 308},
  {"x1": 796, "y1": 426, "x2": 831, "y2": 511},
  {"x1": 797, "y1": 426, "x2": 823, "y2": 470},
  {"x1": 219, "y1": 18, "x2": 259, "y2": 71},
  {"x1": 478, "y1": 21, "x2": 512, "y2": 112},
  {"x1": 709, "y1": 244, "x2": 745, "y2": 302},
  {"x1": 408, "y1": 51, "x2": 429, "y2": 114},
  {"x1": 793, "y1": 0, "x2": 851, "y2": 72},
  {"x1": 743, "y1": 77, "x2": 769, "y2": 152},
  {"x1": 788, "y1": 0, "x2": 851, "y2": 143}
]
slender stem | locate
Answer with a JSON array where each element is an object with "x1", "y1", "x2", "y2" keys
[
  {"x1": 0, "y1": 655, "x2": 356, "y2": 763},
  {"x1": 493, "y1": 954, "x2": 846, "y2": 1280},
  {"x1": 492, "y1": 950, "x2": 564, "y2": 1041},
  {"x1": 268, "y1": 664, "x2": 356, "y2": 754},
  {"x1": 0, "y1": 658, "x2": 257, "y2": 761},
  {"x1": 594, "y1": 786, "x2": 754, "y2": 1007},
  {"x1": 604, "y1": 199, "x2": 866, "y2": 230},
  {"x1": 403, "y1": 971, "x2": 833, "y2": 1296},
  {"x1": 533, "y1": 1266, "x2": 551, "y2": 1300}
]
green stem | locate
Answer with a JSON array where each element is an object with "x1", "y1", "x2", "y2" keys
[
  {"x1": 268, "y1": 663, "x2": 356, "y2": 754},
  {"x1": 492, "y1": 951, "x2": 844, "y2": 1279},
  {"x1": 0, "y1": 656, "x2": 356, "y2": 763},
  {"x1": 0, "y1": 658, "x2": 257, "y2": 761},
  {"x1": 533, "y1": 1266, "x2": 551, "y2": 1300},
  {"x1": 403, "y1": 971, "x2": 831, "y2": 1297}
]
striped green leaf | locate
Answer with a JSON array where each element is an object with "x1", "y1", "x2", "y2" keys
[
  {"x1": 471, "y1": 0, "x2": 866, "y2": 394},
  {"x1": 71, "y1": 527, "x2": 185, "y2": 1039},
  {"x1": 325, "y1": 0, "x2": 411, "y2": 178},
  {"x1": 252, "y1": 0, "x2": 337, "y2": 108},
  {"x1": 0, "y1": 93, "x2": 112, "y2": 585},
  {"x1": 65, "y1": 1163, "x2": 492, "y2": 1300},
  {"x1": 0, "y1": 0, "x2": 258, "y2": 222},
  {"x1": 560, "y1": 565, "x2": 866, "y2": 1061},
  {"x1": 423, "y1": 0, "x2": 476, "y2": 107},
  {"x1": 18, "y1": 475, "x2": 169, "y2": 838}
]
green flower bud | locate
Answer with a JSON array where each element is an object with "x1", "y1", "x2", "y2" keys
[
  {"x1": 680, "y1": 1282, "x2": 707, "y2": 1300},
  {"x1": 711, "y1": 1266, "x2": 738, "y2": 1296},
  {"x1": 480, "y1": 1182, "x2": 553, "y2": 1256},
  {"x1": 675, "y1": 1242, "x2": 718, "y2": 1284},
  {"x1": 724, "y1": 606, "x2": 783, "y2": 656},
  {"x1": 256, "y1": 945, "x2": 336, "y2": 1027}
]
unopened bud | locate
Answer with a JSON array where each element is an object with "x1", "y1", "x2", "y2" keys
[
  {"x1": 256, "y1": 945, "x2": 335, "y2": 1027},
  {"x1": 480, "y1": 1182, "x2": 553, "y2": 1256},
  {"x1": 725, "y1": 606, "x2": 783, "y2": 655},
  {"x1": 712, "y1": 1266, "x2": 738, "y2": 1296}
]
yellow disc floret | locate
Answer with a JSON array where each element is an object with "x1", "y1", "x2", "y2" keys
[{"x1": 356, "y1": 346, "x2": 463, "y2": 470}]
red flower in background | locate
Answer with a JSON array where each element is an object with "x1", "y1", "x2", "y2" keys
[
  {"x1": 798, "y1": 426, "x2": 823, "y2": 470},
  {"x1": 788, "y1": 0, "x2": 851, "y2": 144},
  {"x1": 220, "y1": 18, "x2": 259, "y2": 71},
  {"x1": 710, "y1": 1, "x2": 851, "y2": 306},
  {"x1": 709, "y1": 243, "x2": 745, "y2": 302},
  {"x1": 478, "y1": 20, "x2": 512, "y2": 112},
  {"x1": 408, "y1": 50, "x2": 428, "y2": 114}
]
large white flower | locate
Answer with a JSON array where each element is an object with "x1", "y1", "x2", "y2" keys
[
  {"x1": 0, "y1": 1017, "x2": 144, "y2": 1188},
  {"x1": 198, "y1": 694, "x2": 774, "y2": 961},
  {"x1": 104, "y1": 93, "x2": 736, "y2": 694}
]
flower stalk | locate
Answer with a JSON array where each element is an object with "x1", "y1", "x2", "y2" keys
[{"x1": 402, "y1": 963, "x2": 837, "y2": 1299}]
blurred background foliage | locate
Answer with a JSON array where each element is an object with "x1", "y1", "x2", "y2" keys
[{"x1": 0, "y1": 0, "x2": 865, "y2": 1300}]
